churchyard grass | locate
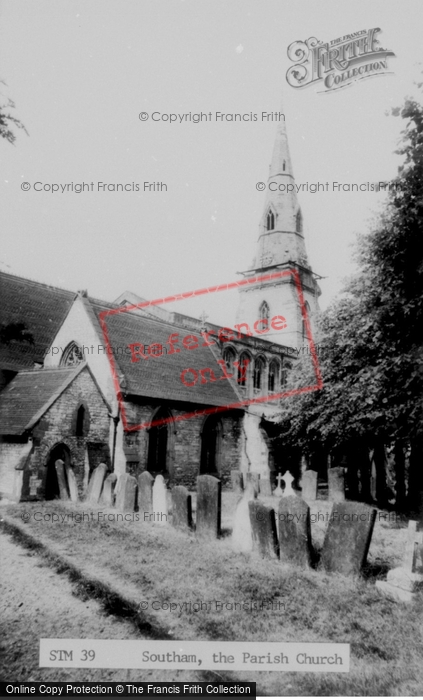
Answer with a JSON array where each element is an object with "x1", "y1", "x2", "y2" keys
[{"x1": 2, "y1": 493, "x2": 423, "y2": 696}]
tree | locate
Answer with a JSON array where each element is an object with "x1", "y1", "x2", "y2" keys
[
  {"x1": 276, "y1": 87, "x2": 423, "y2": 512},
  {"x1": 0, "y1": 81, "x2": 27, "y2": 144}
]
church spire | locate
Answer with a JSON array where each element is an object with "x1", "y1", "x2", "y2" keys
[{"x1": 253, "y1": 117, "x2": 308, "y2": 270}]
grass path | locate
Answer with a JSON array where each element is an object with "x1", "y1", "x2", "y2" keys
[{"x1": 1, "y1": 498, "x2": 423, "y2": 695}]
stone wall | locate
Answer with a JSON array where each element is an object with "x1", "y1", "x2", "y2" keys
[
  {"x1": 122, "y1": 400, "x2": 242, "y2": 490},
  {"x1": 21, "y1": 367, "x2": 111, "y2": 500}
]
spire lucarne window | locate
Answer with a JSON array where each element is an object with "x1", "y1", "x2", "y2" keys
[{"x1": 266, "y1": 209, "x2": 275, "y2": 231}]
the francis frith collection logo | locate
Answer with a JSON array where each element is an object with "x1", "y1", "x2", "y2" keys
[{"x1": 286, "y1": 28, "x2": 395, "y2": 93}]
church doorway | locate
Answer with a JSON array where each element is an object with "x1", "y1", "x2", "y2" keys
[
  {"x1": 147, "y1": 407, "x2": 172, "y2": 474},
  {"x1": 200, "y1": 416, "x2": 222, "y2": 475},
  {"x1": 44, "y1": 443, "x2": 70, "y2": 500}
]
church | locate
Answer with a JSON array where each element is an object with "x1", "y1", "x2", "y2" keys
[{"x1": 0, "y1": 116, "x2": 321, "y2": 502}]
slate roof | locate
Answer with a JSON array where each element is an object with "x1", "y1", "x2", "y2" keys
[
  {"x1": 90, "y1": 300, "x2": 241, "y2": 408},
  {"x1": 0, "y1": 271, "x2": 76, "y2": 370},
  {"x1": 0, "y1": 365, "x2": 86, "y2": 435}
]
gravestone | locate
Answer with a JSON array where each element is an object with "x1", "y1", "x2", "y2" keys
[
  {"x1": 278, "y1": 495, "x2": 312, "y2": 567},
  {"x1": 55, "y1": 459, "x2": 69, "y2": 500},
  {"x1": 196, "y1": 475, "x2": 221, "y2": 539},
  {"x1": 152, "y1": 474, "x2": 168, "y2": 526},
  {"x1": 85, "y1": 463, "x2": 108, "y2": 503},
  {"x1": 115, "y1": 473, "x2": 137, "y2": 512},
  {"x1": 171, "y1": 485, "x2": 192, "y2": 531},
  {"x1": 376, "y1": 520, "x2": 423, "y2": 602},
  {"x1": 273, "y1": 473, "x2": 284, "y2": 498},
  {"x1": 282, "y1": 471, "x2": 295, "y2": 496},
  {"x1": 246, "y1": 472, "x2": 260, "y2": 494},
  {"x1": 260, "y1": 478, "x2": 272, "y2": 497},
  {"x1": 100, "y1": 473, "x2": 117, "y2": 507},
  {"x1": 231, "y1": 481, "x2": 256, "y2": 552},
  {"x1": 301, "y1": 470, "x2": 318, "y2": 502},
  {"x1": 65, "y1": 466, "x2": 78, "y2": 502},
  {"x1": 321, "y1": 501, "x2": 376, "y2": 576},
  {"x1": 328, "y1": 467, "x2": 345, "y2": 501},
  {"x1": 231, "y1": 470, "x2": 244, "y2": 494},
  {"x1": 138, "y1": 471, "x2": 154, "y2": 515},
  {"x1": 249, "y1": 501, "x2": 279, "y2": 559}
]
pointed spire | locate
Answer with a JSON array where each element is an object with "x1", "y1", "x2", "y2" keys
[
  {"x1": 253, "y1": 112, "x2": 308, "y2": 270},
  {"x1": 268, "y1": 117, "x2": 294, "y2": 180}
]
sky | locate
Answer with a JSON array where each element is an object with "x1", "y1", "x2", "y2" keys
[{"x1": 1, "y1": 0, "x2": 422, "y2": 327}]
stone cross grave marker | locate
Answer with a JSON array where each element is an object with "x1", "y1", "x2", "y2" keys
[
  {"x1": 301, "y1": 470, "x2": 318, "y2": 502},
  {"x1": 249, "y1": 501, "x2": 279, "y2": 559},
  {"x1": 376, "y1": 520, "x2": 423, "y2": 602},
  {"x1": 171, "y1": 485, "x2": 193, "y2": 531},
  {"x1": 86, "y1": 463, "x2": 108, "y2": 503},
  {"x1": 321, "y1": 501, "x2": 376, "y2": 576},
  {"x1": 152, "y1": 474, "x2": 168, "y2": 526},
  {"x1": 196, "y1": 475, "x2": 221, "y2": 539},
  {"x1": 100, "y1": 473, "x2": 117, "y2": 507},
  {"x1": 55, "y1": 459, "x2": 70, "y2": 500},
  {"x1": 278, "y1": 494, "x2": 312, "y2": 567},
  {"x1": 328, "y1": 467, "x2": 345, "y2": 501},
  {"x1": 115, "y1": 473, "x2": 137, "y2": 512},
  {"x1": 138, "y1": 471, "x2": 154, "y2": 516}
]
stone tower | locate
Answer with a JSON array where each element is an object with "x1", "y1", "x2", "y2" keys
[{"x1": 236, "y1": 116, "x2": 321, "y2": 349}]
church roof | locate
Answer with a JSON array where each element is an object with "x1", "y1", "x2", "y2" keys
[
  {"x1": 89, "y1": 299, "x2": 242, "y2": 408},
  {"x1": 0, "y1": 271, "x2": 76, "y2": 371},
  {"x1": 0, "y1": 365, "x2": 88, "y2": 435}
]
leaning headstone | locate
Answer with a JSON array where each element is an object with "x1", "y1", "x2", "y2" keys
[
  {"x1": 65, "y1": 466, "x2": 78, "y2": 502},
  {"x1": 246, "y1": 472, "x2": 260, "y2": 494},
  {"x1": 138, "y1": 471, "x2": 154, "y2": 515},
  {"x1": 171, "y1": 485, "x2": 192, "y2": 531},
  {"x1": 152, "y1": 474, "x2": 168, "y2": 526},
  {"x1": 321, "y1": 501, "x2": 376, "y2": 576},
  {"x1": 328, "y1": 467, "x2": 345, "y2": 502},
  {"x1": 196, "y1": 475, "x2": 221, "y2": 539},
  {"x1": 232, "y1": 481, "x2": 256, "y2": 552},
  {"x1": 376, "y1": 520, "x2": 423, "y2": 602},
  {"x1": 231, "y1": 470, "x2": 244, "y2": 494},
  {"x1": 249, "y1": 501, "x2": 279, "y2": 559},
  {"x1": 278, "y1": 495, "x2": 312, "y2": 567},
  {"x1": 55, "y1": 459, "x2": 70, "y2": 500},
  {"x1": 115, "y1": 473, "x2": 137, "y2": 512},
  {"x1": 301, "y1": 470, "x2": 318, "y2": 501},
  {"x1": 85, "y1": 463, "x2": 108, "y2": 503},
  {"x1": 100, "y1": 473, "x2": 117, "y2": 507},
  {"x1": 260, "y1": 477, "x2": 272, "y2": 497}
]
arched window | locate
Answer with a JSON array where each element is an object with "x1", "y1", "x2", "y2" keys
[
  {"x1": 296, "y1": 209, "x2": 303, "y2": 233},
  {"x1": 147, "y1": 407, "x2": 172, "y2": 474},
  {"x1": 259, "y1": 301, "x2": 270, "y2": 323},
  {"x1": 237, "y1": 352, "x2": 251, "y2": 387},
  {"x1": 266, "y1": 209, "x2": 275, "y2": 231},
  {"x1": 302, "y1": 301, "x2": 311, "y2": 341},
  {"x1": 268, "y1": 359, "x2": 280, "y2": 393},
  {"x1": 253, "y1": 356, "x2": 265, "y2": 391},
  {"x1": 281, "y1": 361, "x2": 292, "y2": 388},
  {"x1": 60, "y1": 341, "x2": 83, "y2": 367},
  {"x1": 76, "y1": 405, "x2": 85, "y2": 437},
  {"x1": 223, "y1": 347, "x2": 236, "y2": 373},
  {"x1": 200, "y1": 416, "x2": 222, "y2": 475},
  {"x1": 283, "y1": 160, "x2": 286, "y2": 172}
]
